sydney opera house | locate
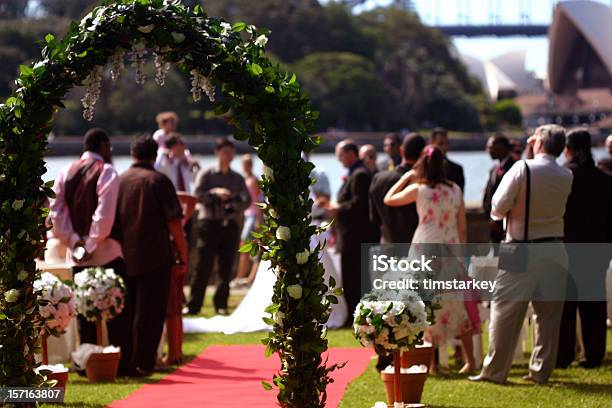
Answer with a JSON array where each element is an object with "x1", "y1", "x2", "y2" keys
[{"x1": 461, "y1": 0, "x2": 612, "y2": 131}]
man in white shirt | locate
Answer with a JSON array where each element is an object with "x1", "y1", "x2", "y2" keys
[{"x1": 470, "y1": 125, "x2": 573, "y2": 384}]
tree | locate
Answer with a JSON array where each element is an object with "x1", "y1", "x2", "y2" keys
[
  {"x1": 0, "y1": 18, "x2": 70, "y2": 97},
  {"x1": 37, "y1": 0, "x2": 98, "y2": 19},
  {"x1": 0, "y1": 0, "x2": 28, "y2": 19},
  {"x1": 493, "y1": 99, "x2": 523, "y2": 127},
  {"x1": 0, "y1": 46, "x2": 26, "y2": 95},
  {"x1": 293, "y1": 52, "x2": 386, "y2": 130},
  {"x1": 356, "y1": 7, "x2": 483, "y2": 130}
]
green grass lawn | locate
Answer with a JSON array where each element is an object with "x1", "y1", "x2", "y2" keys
[{"x1": 41, "y1": 292, "x2": 612, "y2": 407}]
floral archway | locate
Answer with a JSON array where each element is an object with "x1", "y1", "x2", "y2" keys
[{"x1": 0, "y1": 0, "x2": 339, "y2": 406}]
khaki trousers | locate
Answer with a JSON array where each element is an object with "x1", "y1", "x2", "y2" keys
[
  {"x1": 480, "y1": 299, "x2": 564, "y2": 383},
  {"x1": 477, "y1": 243, "x2": 568, "y2": 383}
]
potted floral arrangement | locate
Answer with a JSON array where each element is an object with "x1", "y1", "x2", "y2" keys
[
  {"x1": 33, "y1": 272, "x2": 77, "y2": 388},
  {"x1": 354, "y1": 291, "x2": 430, "y2": 408},
  {"x1": 73, "y1": 267, "x2": 126, "y2": 382}
]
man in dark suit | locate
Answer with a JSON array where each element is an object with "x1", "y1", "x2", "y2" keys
[
  {"x1": 325, "y1": 140, "x2": 380, "y2": 323},
  {"x1": 431, "y1": 127, "x2": 465, "y2": 191},
  {"x1": 377, "y1": 133, "x2": 402, "y2": 171},
  {"x1": 557, "y1": 129, "x2": 612, "y2": 369},
  {"x1": 483, "y1": 134, "x2": 515, "y2": 243},
  {"x1": 369, "y1": 133, "x2": 426, "y2": 243}
]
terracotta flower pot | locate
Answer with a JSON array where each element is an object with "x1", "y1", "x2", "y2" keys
[
  {"x1": 85, "y1": 351, "x2": 121, "y2": 383},
  {"x1": 47, "y1": 371, "x2": 69, "y2": 388},
  {"x1": 381, "y1": 371, "x2": 428, "y2": 405},
  {"x1": 401, "y1": 345, "x2": 434, "y2": 370}
]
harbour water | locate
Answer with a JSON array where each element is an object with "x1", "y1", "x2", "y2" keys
[{"x1": 44, "y1": 148, "x2": 608, "y2": 206}]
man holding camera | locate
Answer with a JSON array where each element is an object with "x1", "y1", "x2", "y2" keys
[{"x1": 185, "y1": 137, "x2": 251, "y2": 316}]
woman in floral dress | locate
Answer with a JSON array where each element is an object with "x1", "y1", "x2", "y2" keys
[{"x1": 384, "y1": 145, "x2": 478, "y2": 374}]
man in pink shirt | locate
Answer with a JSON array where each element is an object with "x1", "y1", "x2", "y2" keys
[{"x1": 49, "y1": 128, "x2": 130, "y2": 374}]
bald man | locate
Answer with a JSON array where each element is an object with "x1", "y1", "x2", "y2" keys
[
  {"x1": 359, "y1": 144, "x2": 378, "y2": 174},
  {"x1": 325, "y1": 140, "x2": 380, "y2": 323}
]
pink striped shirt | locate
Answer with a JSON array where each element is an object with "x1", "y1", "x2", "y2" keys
[{"x1": 49, "y1": 151, "x2": 122, "y2": 267}]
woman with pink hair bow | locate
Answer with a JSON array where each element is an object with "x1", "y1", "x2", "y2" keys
[{"x1": 384, "y1": 145, "x2": 480, "y2": 375}]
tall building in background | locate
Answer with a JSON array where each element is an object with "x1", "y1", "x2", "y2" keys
[
  {"x1": 461, "y1": 50, "x2": 543, "y2": 101},
  {"x1": 518, "y1": 0, "x2": 612, "y2": 130}
]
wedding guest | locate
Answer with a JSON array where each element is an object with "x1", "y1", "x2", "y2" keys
[
  {"x1": 153, "y1": 111, "x2": 178, "y2": 153},
  {"x1": 325, "y1": 140, "x2": 380, "y2": 323},
  {"x1": 186, "y1": 137, "x2": 251, "y2": 316},
  {"x1": 377, "y1": 133, "x2": 402, "y2": 171},
  {"x1": 557, "y1": 129, "x2": 612, "y2": 369},
  {"x1": 483, "y1": 134, "x2": 515, "y2": 243},
  {"x1": 470, "y1": 125, "x2": 573, "y2": 384},
  {"x1": 597, "y1": 134, "x2": 612, "y2": 176},
  {"x1": 154, "y1": 133, "x2": 197, "y2": 366},
  {"x1": 303, "y1": 152, "x2": 332, "y2": 215},
  {"x1": 155, "y1": 133, "x2": 194, "y2": 193},
  {"x1": 369, "y1": 133, "x2": 426, "y2": 243},
  {"x1": 359, "y1": 144, "x2": 378, "y2": 174},
  {"x1": 384, "y1": 145, "x2": 478, "y2": 374},
  {"x1": 112, "y1": 136, "x2": 188, "y2": 376},
  {"x1": 49, "y1": 128, "x2": 130, "y2": 369},
  {"x1": 430, "y1": 127, "x2": 465, "y2": 191},
  {"x1": 232, "y1": 154, "x2": 262, "y2": 288},
  {"x1": 510, "y1": 138, "x2": 524, "y2": 161}
]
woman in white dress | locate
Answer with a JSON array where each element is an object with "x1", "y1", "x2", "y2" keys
[{"x1": 384, "y1": 145, "x2": 478, "y2": 374}]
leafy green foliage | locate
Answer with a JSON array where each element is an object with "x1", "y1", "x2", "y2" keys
[
  {"x1": 0, "y1": 0, "x2": 491, "y2": 133},
  {"x1": 493, "y1": 99, "x2": 523, "y2": 127},
  {"x1": 292, "y1": 52, "x2": 386, "y2": 130},
  {"x1": 0, "y1": 1, "x2": 337, "y2": 405}
]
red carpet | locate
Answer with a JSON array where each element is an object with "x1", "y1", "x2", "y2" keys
[{"x1": 108, "y1": 345, "x2": 373, "y2": 408}]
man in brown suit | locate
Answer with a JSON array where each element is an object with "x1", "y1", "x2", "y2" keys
[{"x1": 113, "y1": 136, "x2": 187, "y2": 376}]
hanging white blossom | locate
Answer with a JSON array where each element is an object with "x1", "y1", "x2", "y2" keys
[
  {"x1": 110, "y1": 49, "x2": 125, "y2": 81},
  {"x1": 189, "y1": 69, "x2": 215, "y2": 102},
  {"x1": 81, "y1": 66, "x2": 102, "y2": 121},
  {"x1": 129, "y1": 41, "x2": 147, "y2": 84},
  {"x1": 153, "y1": 53, "x2": 171, "y2": 86}
]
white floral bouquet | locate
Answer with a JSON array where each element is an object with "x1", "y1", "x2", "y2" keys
[
  {"x1": 33, "y1": 272, "x2": 77, "y2": 337},
  {"x1": 73, "y1": 267, "x2": 126, "y2": 322},
  {"x1": 353, "y1": 292, "x2": 429, "y2": 355}
]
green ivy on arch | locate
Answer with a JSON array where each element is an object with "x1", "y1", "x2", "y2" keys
[{"x1": 0, "y1": 1, "x2": 340, "y2": 406}]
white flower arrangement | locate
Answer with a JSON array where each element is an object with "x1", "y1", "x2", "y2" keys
[
  {"x1": 276, "y1": 226, "x2": 291, "y2": 241},
  {"x1": 220, "y1": 22, "x2": 232, "y2": 37},
  {"x1": 353, "y1": 295, "x2": 429, "y2": 355},
  {"x1": 73, "y1": 267, "x2": 126, "y2": 322},
  {"x1": 295, "y1": 249, "x2": 309, "y2": 265},
  {"x1": 286, "y1": 284, "x2": 303, "y2": 300},
  {"x1": 263, "y1": 166, "x2": 274, "y2": 181},
  {"x1": 33, "y1": 273, "x2": 76, "y2": 337},
  {"x1": 4, "y1": 289, "x2": 20, "y2": 303},
  {"x1": 254, "y1": 34, "x2": 268, "y2": 48},
  {"x1": 12, "y1": 199, "x2": 24, "y2": 210}
]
